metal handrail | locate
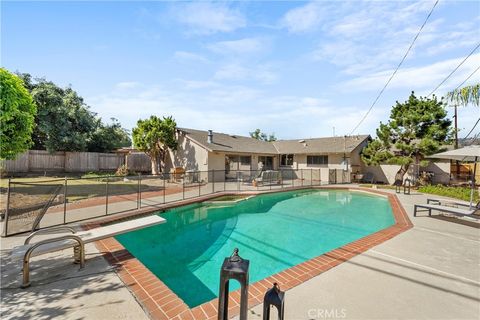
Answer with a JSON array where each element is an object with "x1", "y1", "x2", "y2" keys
[
  {"x1": 22, "y1": 234, "x2": 85, "y2": 288},
  {"x1": 24, "y1": 226, "x2": 77, "y2": 245}
]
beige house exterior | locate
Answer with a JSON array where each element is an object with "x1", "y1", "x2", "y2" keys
[{"x1": 166, "y1": 128, "x2": 370, "y2": 182}]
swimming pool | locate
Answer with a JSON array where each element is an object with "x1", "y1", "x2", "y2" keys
[{"x1": 116, "y1": 189, "x2": 394, "y2": 307}]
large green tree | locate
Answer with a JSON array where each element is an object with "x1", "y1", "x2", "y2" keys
[
  {"x1": 16, "y1": 72, "x2": 131, "y2": 152},
  {"x1": 0, "y1": 68, "x2": 37, "y2": 160},
  {"x1": 132, "y1": 116, "x2": 177, "y2": 175},
  {"x1": 249, "y1": 128, "x2": 277, "y2": 142},
  {"x1": 88, "y1": 118, "x2": 131, "y2": 152},
  {"x1": 362, "y1": 92, "x2": 452, "y2": 184}
]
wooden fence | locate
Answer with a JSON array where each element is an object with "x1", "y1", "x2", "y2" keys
[{"x1": 1, "y1": 150, "x2": 151, "y2": 174}]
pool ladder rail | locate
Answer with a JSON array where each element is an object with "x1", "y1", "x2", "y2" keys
[{"x1": 21, "y1": 226, "x2": 85, "y2": 288}]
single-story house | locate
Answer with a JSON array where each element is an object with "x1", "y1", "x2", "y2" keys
[{"x1": 166, "y1": 128, "x2": 370, "y2": 182}]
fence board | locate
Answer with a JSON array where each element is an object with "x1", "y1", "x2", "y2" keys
[
  {"x1": 127, "y1": 153, "x2": 151, "y2": 172},
  {"x1": 2, "y1": 150, "x2": 149, "y2": 174},
  {"x1": 28, "y1": 150, "x2": 64, "y2": 172},
  {"x1": 1, "y1": 151, "x2": 29, "y2": 173},
  {"x1": 99, "y1": 154, "x2": 125, "y2": 170}
]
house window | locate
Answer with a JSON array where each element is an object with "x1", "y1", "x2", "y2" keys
[
  {"x1": 240, "y1": 156, "x2": 251, "y2": 165},
  {"x1": 307, "y1": 155, "x2": 328, "y2": 165},
  {"x1": 258, "y1": 156, "x2": 273, "y2": 170},
  {"x1": 280, "y1": 154, "x2": 294, "y2": 166}
]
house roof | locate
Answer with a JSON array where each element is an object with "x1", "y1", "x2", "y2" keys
[
  {"x1": 273, "y1": 135, "x2": 370, "y2": 154},
  {"x1": 178, "y1": 128, "x2": 370, "y2": 155},
  {"x1": 177, "y1": 128, "x2": 278, "y2": 154}
]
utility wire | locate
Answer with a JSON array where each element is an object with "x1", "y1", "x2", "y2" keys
[
  {"x1": 427, "y1": 42, "x2": 480, "y2": 97},
  {"x1": 451, "y1": 65, "x2": 480, "y2": 92},
  {"x1": 462, "y1": 117, "x2": 480, "y2": 139},
  {"x1": 349, "y1": 0, "x2": 439, "y2": 135}
]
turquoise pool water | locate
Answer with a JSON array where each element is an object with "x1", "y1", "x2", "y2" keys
[{"x1": 116, "y1": 189, "x2": 394, "y2": 307}]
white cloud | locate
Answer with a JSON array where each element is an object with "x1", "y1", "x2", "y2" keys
[
  {"x1": 207, "y1": 37, "x2": 266, "y2": 55},
  {"x1": 174, "y1": 2, "x2": 246, "y2": 35},
  {"x1": 308, "y1": 0, "x2": 477, "y2": 76},
  {"x1": 173, "y1": 51, "x2": 210, "y2": 63},
  {"x1": 115, "y1": 82, "x2": 141, "y2": 89},
  {"x1": 86, "y1": 83, "x2": 355, "y2": 139},
  {"x1": 342, "y1": 54, "x2": 480, "y2": 94},
  {"x1": 281, "y1": 2, "x2": 324, "y2": 33},
  {"x1": 214, "y1": 63, "x2": 277, "y2": 84}
]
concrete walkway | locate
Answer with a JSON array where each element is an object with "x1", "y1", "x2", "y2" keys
[{"x1": 1, "y1": 187, "x2": 479, "y2": 320}]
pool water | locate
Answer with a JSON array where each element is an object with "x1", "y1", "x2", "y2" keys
[{"x1": 116, "y1": 189, "x2": 394, "y2": 307}]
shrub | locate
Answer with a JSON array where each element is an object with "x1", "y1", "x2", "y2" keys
[
  {"x1": 418, "y1": 185, "x2": 479, "y2": 202},
  {"x1": 115, "y1": 164, "x2": 130, "y2": 177}
]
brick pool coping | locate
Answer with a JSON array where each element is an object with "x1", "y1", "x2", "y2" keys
[{"x1": 83, "y1": 187, "x2": 412, "y2": 320}]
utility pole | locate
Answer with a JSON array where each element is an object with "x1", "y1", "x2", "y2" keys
[
  {"x1": 454, "y1": 105, "x2": 460, "y2": 177},
  {"x1": 454, "y1": 105, "x2": 458, "y2": 149}
]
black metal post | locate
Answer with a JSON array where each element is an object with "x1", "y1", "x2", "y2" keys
[
  {"x1": 301, "y1": 169, "x2": 303, "y2": 187},
  {"x1": 199, "y1": 172, "x2": 201, "y2": 197},
  {"x1": 182, "y1": 177, "x2": 185, "y2": 200},
  {"x1": 105, "y1": 176, "x2": 109, "y2": 215},
  {"x1": 163, "y1": 175, "x2": 166, "y2": 204},
  {"x1": 4, "y1": 178, "x2": 11, "y2": 236},
  {"x1": 63, "y1": 177, "x2": 67, "y2": 224},
  {"x1": 137, "y1": 174, "x2": 141, "y2": 209}
]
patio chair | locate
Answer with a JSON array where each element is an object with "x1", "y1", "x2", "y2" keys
[
  {"x1": 8, "y1": 215, "x2": 166, "y2": 287},
  {"x1": 413, "y1": 201, "x2": 480, "y2": 219}
]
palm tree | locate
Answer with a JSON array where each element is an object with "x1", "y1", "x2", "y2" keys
[{"x1": 446, "y1": 83, "x2": 479, "y2": 107}]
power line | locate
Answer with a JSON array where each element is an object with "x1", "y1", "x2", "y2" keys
[
  {"x1": 427, "y1": 42, "x2": 480, "y2": 97},
  {"x1": 463, "y1": 117, "x2": 480, "y2": 139},
  {"x1": 349, "y1": 0, "x2": 439, "y2": 135},
  {"x1": 452, "y1": 65, "x2": 480, "y2": 92}
]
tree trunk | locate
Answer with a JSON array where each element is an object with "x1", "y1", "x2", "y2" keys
[
  {"x1": 393, "y1": 164, "x2": 409, "y2": 186},
  {"x1": 151, "y1": 156, "x2": 160, "y2": 175}
]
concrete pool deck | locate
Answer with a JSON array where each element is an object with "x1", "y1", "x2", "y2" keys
[{"x1": 1, "y1": 187, "x2": 479, "y2": 320}]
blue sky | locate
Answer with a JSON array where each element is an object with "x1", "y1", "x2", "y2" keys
[{"x1": 2, "y1": 0, "x2": 480, "y2": 139}]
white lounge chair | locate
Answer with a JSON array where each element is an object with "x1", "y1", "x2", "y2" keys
[{"x1": 9, "y1": 215, "x2": 166, "y2": 287}]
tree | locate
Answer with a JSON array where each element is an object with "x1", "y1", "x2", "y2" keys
[
  {"x1": 87, "y1": 118, "x2": 131, "y2": 152},
  {"x1": 0, "y1": 68, "x2": 37, "y2": 160},
  {"x1": 361, "y1": 92, "x2": 452, "y2": 184},
  {"x1": 29, "y1": 80, "x2": 97, "y2": 151},
  {"x1": 249, "y1": 128, "x2": 277, "y2": 142},
  {"x1": 446, "y1": 83, "x2": 479, "y2": 107},
  {"x1": 16, "y1": 72, "x2": 131, "y2": 153},
  {"x1": 132, "y1": 116, "x2": 177, "y2": 175}
]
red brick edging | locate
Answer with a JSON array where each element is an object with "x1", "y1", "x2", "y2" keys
[{"x1": 83, "y1": 187, "x2": 412, "y2": 320}]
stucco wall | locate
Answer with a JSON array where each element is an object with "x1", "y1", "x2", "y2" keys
[
  {"x1": 364, "y1": 161, "x2": 451, "y2": 185},
  {"x1": 166, "y1": 134, "x2": 209, "y2": 172},
  {"x1": 207, "y1": 152, "x2": 225, "y2": 182}
]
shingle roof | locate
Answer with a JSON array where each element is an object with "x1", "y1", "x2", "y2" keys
[
  {"x1": 273, "y1": 135, "x2": 370, "y2": 154},
  {"x1": 178, "y1": 128, "x2": 369, "y2": 154},
  {"x1": 177, "y1": 128, "x2": 278, "y2": 154}
]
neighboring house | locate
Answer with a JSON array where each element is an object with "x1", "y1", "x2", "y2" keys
[{"x1": 165, "y1": 128, "x2": 370, "y2": 182}]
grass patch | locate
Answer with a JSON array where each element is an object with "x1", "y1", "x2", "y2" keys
[{"x1": 418, "y1": 185, "x2": 479, "y2": 202}]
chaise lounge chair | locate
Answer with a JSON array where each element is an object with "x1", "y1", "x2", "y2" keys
[
  {"x1": 413, "y1": 201, "x2": 480, "y2": 219},
  {"x1": 9, "y1": 215, "x2": 166, "y2": 287}
]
